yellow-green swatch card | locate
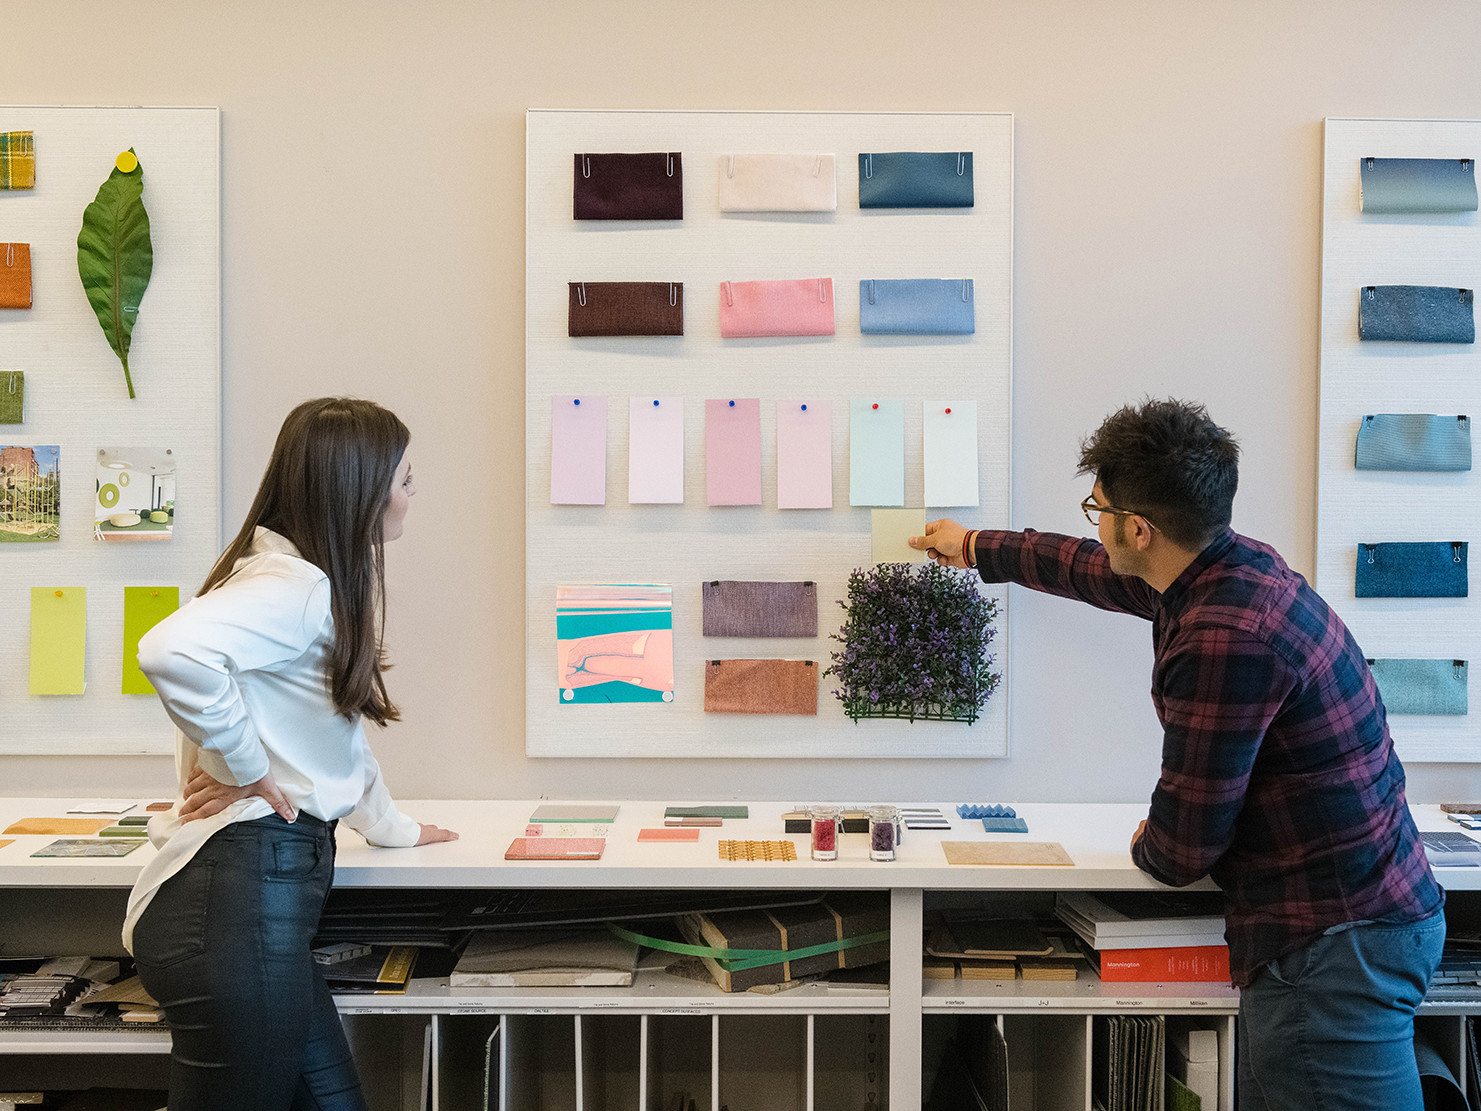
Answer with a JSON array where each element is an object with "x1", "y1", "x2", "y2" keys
[
  {"x1": 122, "y1": 586, "x2": 179, "y2": 693},
  {"x1": 30, "y1": 587, "x2": 86, "y2": 695}
]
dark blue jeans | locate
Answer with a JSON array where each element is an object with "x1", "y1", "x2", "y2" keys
[
  {"x1": 132, "y1": 813, "x2": 368, "y2": 1111},
  {"x1": 1237, "y1": 910, "x2": 1446, "y2": 1111}
]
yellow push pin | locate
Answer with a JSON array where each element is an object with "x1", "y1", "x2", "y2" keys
[
  {"x1": 115, "y1": 150, "x2": 138, "y2": 174},
  {"x1": 54, "y1": 589, "x2": 63, "y2": 597}
]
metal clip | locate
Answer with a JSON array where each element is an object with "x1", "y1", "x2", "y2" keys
[
  {"x1": 581, "y1": 156, "x2": 591, "y2": 179},
  {"x1": 1454, "y1": 542, "x2": 1464, "y2": 563},
  {"x1": 863, "y1": 154, "x2": 873, "y2": 180},
  {"x1": 961, "y1": 280, "x2": 971, "y2": 302},
  {"x1": 957, "y1": 153, "x2": 967, "y2": 175},
  {"x1": 1465, "y1": 159, "x2": 1473, "y2": 171},
  {"x1": 725, "y1": 154, "x2": 735, "y2": 179},
  {"x1": 1457, "y1": 661, "x2": 1468, "y2": 678},
  {"x1": 1366, "y1": 545, "x2": 1375, "y2": 564},
  {"x1": 818, "y1": 280, "x2": 827, "y2": 303},
  {"x1": 722, "y1": 282, "x2": 733, "y2": 307},
  {"x1": 1462, "y1": 289, "x2": 1473, "y2": 305},
  {"x1": 5, "y1": 372, "x2": 14, "y2": 395},
  {"x1": 812, "y1": 154, "x2": 823, "y2": 177},
  {"x1": 666, "y1": 154, "x2": 675, "y2": 177},
  {"x1": 4, "y1": 244, "x2": 11, "y2": 268},
  {"x1": 1365, "y1": 156, "x2": 1375, "y2": 170},
  {"x1": 866, "y1": 280, "x2": 876, "y2": 305},
  {"x1": 1365, "y1": 286, "x2": 1376, "y2": 301},
  {"x1": 669, "y1": 283, "x2": 678, "y2": 306},
  {"x1": 576, "y1": 283, "x2": 586, "y2": 307}
]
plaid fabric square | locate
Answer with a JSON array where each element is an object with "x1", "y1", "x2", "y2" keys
[{"x1": 0, "y1": 131, "x2": 35, "y2": 190}]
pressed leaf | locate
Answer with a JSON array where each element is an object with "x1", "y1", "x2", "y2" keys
[{"x1": 77, "y1": 149, "x2": 153, "y2": 399}]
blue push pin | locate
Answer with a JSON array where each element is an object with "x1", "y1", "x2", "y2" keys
[
  {"x1": 728, "y1": 400, "x2": 735, "y2": 407},
  {"x1": 653, "y1": 399, "x2": 660, "y2": 406},
  {"x1": 801, "y1": 404, "x2": 808, "y2": 411}
]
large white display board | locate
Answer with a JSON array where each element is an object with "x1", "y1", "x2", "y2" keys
[
  {"x1": 1317, "y1": 118, "x2": 1481, "y2": 762},
  {"x1": 0, "y1": 106, "x2": 220, "y2": 755},
  {"x1": 526, "y1": 110, "x2": 1012, "y2": 758}
]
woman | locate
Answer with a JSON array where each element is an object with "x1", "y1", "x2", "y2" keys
[{"x1": 124, "y1": 397, "x2": 457, "y2": 1111}]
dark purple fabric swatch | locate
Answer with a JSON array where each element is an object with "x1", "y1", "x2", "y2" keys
[
  {"x1": 573, "y1": 152, "x2": 683, "y2": 220},
  {"x1": 702, "y1": 580, "x2": 818, "y2": 637}
]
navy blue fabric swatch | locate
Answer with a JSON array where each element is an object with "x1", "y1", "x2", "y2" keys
[
  {"x1": 1355, "y1": 541, "x2": 1468, "y2": 598},
  {"x1": 1359, "y1": 286, "x2": 1474, "y2": 343},
  {"x1": 858, "y1": 152, "x2": 973, "y2": 208},
  {"x1": 1355, "y1": 414, "x2": 1471, "y2": 471},
  {"x1": 1360, "y1": 157, "x2": 1478, "y2": 214}
]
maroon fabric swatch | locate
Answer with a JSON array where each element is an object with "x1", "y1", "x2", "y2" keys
[
  {"x1": 573, "y1": 152, "x2": 683, "y2": 220},
  {"x1": 704, "y1": 659, "x2": 818, "y2": 715},
  {"x1": 568, "y1": 282, "x2": 684, "y2": 337},
  {"x1": 702, "y1": 580, "x2": 817, "y2": 637}
]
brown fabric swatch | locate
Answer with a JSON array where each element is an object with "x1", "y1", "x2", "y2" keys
[
  {"x1": 568, "y1": 281, "x2": 684, "y2": 336},
  {"x1": 703, "y1": 659, "x2": 817, "y2": 715},
  {"x1": 573, "y1": 152, "x2": 683, "y2": 220},
  {"x1": 702, "y1": 580, "x2": 817, "y2": 637},
  {"x1": 0, "y1": 243, "x2": 32, "y2": 309}
]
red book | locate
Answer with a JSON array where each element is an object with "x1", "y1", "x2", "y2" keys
[{"x1": 1091, "y1": 944, "x2": 1230, "y2": 983}]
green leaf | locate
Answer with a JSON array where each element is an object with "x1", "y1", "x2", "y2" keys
[{"x1": 76, "y1": 150, "x2": 153, "y2": 399}]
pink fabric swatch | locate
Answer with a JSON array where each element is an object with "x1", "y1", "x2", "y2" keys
[
  {"x1": 718, "y1": 278, "x2": 835, "y2": 337},
  {"x1": 550, "y1": 395, "x2": 607, "y2": 505},
  {"x1": 776, "y1": 400, "x2": 832, "y2": 508},
  {"x1": 705, "y1": 398, "x2": 762, "y2": 506}
]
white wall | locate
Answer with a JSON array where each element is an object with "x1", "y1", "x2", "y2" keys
[{"x1": 6, "y1": 0, "x2": 1481, "y2": 804}]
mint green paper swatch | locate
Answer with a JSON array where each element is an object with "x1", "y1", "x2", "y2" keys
[
  {"x1": 849, "y1": 399, "x2": 905, "y2": 506},
  {"x1": 30, "y1": 587, "x2": 86, "y2": 695},
  {"x1": 122, "y1": 586, "x2": 179, "y2": 694}
]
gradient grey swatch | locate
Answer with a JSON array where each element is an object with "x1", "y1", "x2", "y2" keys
[
  {"x1": 702, "y1": 580, "x2": 818, "y2": 637},
  {"x1": 1360, "y1": 157, "x2": 1477, "y2": 214},
  {"x1": 1358, "y1": 286, "x2": 1474, "y2": 343},
  {"x1": 1355, "y1": 414, "x2": 1471, "y2": 471},
  {"x1": 1355, "y1": 541, "x2": 1468, "y2": 598},
  {"x1": 1368, "y1": 658, "x2": 1468, "y2": 715}
]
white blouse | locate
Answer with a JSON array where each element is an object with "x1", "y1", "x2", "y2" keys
[{"x1": 122, "y1": 526, "x2": 421, "y2": 951}]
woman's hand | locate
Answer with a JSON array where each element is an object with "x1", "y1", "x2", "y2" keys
[
  {"x1": 179, "y1": 764, "x2": 296, "y2": 824},
  {"x1": 416, "y1": 823, "x2": 459, "y2": 845}
]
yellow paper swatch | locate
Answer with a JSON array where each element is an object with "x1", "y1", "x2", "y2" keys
[
  {"x1": 30, "y1": 587, "x2": 86, "y2": 695},
  {"x1": 122, "y1": 587, "x2": 179, "y2": 694}
]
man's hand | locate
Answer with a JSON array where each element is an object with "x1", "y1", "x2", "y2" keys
[
  {"x1": 180, "y1": 764, "x2": 295, "y2": 824},
  {"x1": 1130, "y1": 819, "x2": 1147, "y2": 854},
  {"x1": 415, "y1": 823, "x2": 459, "y2": 845},
  {"x1": 908, "y1": 518, "x2": 972, "y2": 568}
]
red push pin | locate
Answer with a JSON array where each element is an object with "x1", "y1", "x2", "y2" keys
[
  {"x1": 945, "y1": 407, "x2": 952, "y2": 414},
  {"x1": 872, "y1": 403, "x2": 878, "y2": 410}
]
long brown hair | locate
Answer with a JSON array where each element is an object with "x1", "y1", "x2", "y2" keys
[{"x1": 200, "y1": 397, "x2": 409, "y2": 725}]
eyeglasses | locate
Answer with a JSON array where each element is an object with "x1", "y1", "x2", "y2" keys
[{"x1": 1080, "y1": 495, "x2": 1157, "y2": 532}]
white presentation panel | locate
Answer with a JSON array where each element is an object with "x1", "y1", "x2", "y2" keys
[{"x1": 525, "y1": 110, "x2": 1012, "y2": 758}]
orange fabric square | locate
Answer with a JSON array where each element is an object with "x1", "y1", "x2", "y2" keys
[{"x1": 0, "y1": 243, "x2": 32, "y2": 309}]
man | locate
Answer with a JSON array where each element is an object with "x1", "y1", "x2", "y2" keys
[{"x1": 912, "y1": 398, "x2": 1444, "y2": 1110}]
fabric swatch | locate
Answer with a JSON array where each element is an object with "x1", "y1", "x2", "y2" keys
[
  {"x1": 0, "y1": 371, "x2": 22, "y2": 424},
  {"x1": 872, "y1": 507, "x2": 926, "y2": 565},
  {"x1": 1355, "y1": 541, "x2": 1467, "y2": 598},
  {"x1": 718, "y1": 278, "x2": 835, "y2": 338},
  {"x1": 849, "y1": 399, "x2": 905, "y2": 506},
  {"x1": 705, "y1": 398, "x2": 762, "y2": 506},
  {"x1": 568, "y1": 282, "x2": 684, "y2": 337},
  {"x1": 30, "y1": 587, "x2": 86, "y2": 695},
  {"x1": 859, "y1": 278, "x2": 974, "y2": 335},
  {"x1": 923, "y1": 400, "x2": 980, "y2": 507},
  {"x1": 122, "y1": 587, "x2": 180, "y2": 695},
  {"x1": 703, "y1": 659, "x2": 818, "y2": 715},
  {"x1": 717, "y1": 153, "x2": 836, "y2": 212},
  {"x1": 573, "y1": 152, "x2": 682, "y2": 220},
  {"x1": 701, "y1": 580, "x2": 817, "y2": 637},
  {"x1": 628, "y1": 396, "x2": 684, "y2": 504},
  {"x1": 0, "y1": 244, "x2": 32, "y2": 309},
  {"x1": 1355, "y1": 414, "x2": 1471, "y2": 471},
  {"x1": 550, "y1": 395, "x2": 607, "y2": 505},
  {"x1": 776, "y1": 400, "x2": 832, "y2": 508},
  {"x1": 858, "y1": 152, "x2": 974, "y2": 208},
  {"x1": 1360, "y1": 157, "x2": 1478, "y2": 214},
  {"x1": 1369, "y1": 658, "x2": 1468, "y2": 715},
  {"x1": 0, "y1": 131, "x2": 34, "y2": 190},
  {"x1": 556, "y1": 583, "x2": 673, "y2": 704},
  {"x1": 1358, "y1": 285, "x2": 1474, "y2": 343}
]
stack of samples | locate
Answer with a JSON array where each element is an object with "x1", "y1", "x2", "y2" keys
[{"x1": 1055, "y1": 892, "x2": 1228, "y2": 982}]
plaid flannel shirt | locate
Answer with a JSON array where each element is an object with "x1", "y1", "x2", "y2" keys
[{"x1": 974, "y1": 527, "x2": 1442, "y2": 986}]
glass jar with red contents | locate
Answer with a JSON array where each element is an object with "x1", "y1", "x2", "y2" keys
[{"x1": 809, "y1": 804, "x2": 840, "y2": 861}]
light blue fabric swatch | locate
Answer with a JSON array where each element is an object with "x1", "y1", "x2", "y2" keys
[
  {"x1": 859, "y1": 279, "x2": 975, "y2": 335},
  {"x1": 849, "y1": 399, "x2": 905, "y2": 506},
  {"x1": 1369, "y1": 658, "x2": 1468, "y2": 715},
  {"x1": 1360, "y1": 157, "x2": 1478, "y2": 214},
  {"x1": 1359, "y1": 285, "x2": 1474, "y2": 343},
  {"x1": 1355, "y1": 414, "x2": 1471, "y2": 471}
]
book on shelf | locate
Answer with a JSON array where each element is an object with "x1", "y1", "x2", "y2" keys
[
  {"x1": 449, "y1": 929, "x2": 639, "y2": 987},
  {"x1": 1084, "y1": 942, "x2": 1230, "y2": 983},
  {"x1": 322, "y1": 945, "x2": 419, "y2": 994},
  {"x1": 1055, "y1": 890, "x2": 1226, "y2": 948}
]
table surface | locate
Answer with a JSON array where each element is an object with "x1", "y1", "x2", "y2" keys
[{"x1": 3, "y1": 798, "x2": 1475, "y2": 891}]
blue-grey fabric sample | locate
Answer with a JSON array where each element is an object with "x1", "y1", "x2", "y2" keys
[
  {"x1": 857, "y1": 152, "x2": 973, "y2": 208},
  {"x1": 1354, "y1": 414, "x2": 1471, "y2": 471},
  {"x1": 1355, "y1": 541, "x2": 1468, "y2": 598},
  {"x1": 702, "y1": 580, "x2": 818, "y2": 637},
  {"x1": 1360, "y1": 157, "x2": 1478, "y2": 214},
  {"x1": 1368, "y1": 658, "x2": 1468, "y2": 715},
  {"x1": 858, "y1": 279, "x2": 975, "y2": 335},
  {"x1": 1359, "y1": 285, "x2": 1474, "y2": 343}
]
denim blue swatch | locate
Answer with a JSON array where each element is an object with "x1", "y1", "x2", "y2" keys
[
  {"x1": 859, "y1": 279, "x2": 975, "y2": 335},
  {"x1": 1360, "y1": 157, "x2": 1478, "y2": 214},
  {"x1": 1368, "y1": 658, "x2": 1468, "y2": 715},
  {"x1": 1355, "y1": 541, "x2": 1467, "y2": 598},
  {"x1": 858, "y1": 152, "x2": 974, "y2": 208},
  {"x1": 1359, "y1": 286, "x2": 1474, "y2": 343},
  {"x1": 1355, "y1": 414, "x2": 1471, "y2": 471}
]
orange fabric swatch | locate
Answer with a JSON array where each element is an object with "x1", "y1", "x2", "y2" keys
[
  {"x1": 0, "y1": 243, "x2": 31, "y2": 309},
  {"x1": 4, "y1": 816, "x2": 112, "y2": 836},
  {"x1": 638, "y1": 827, "x2": 701, "y2": 842},
  {"x1": 703, "y1": 659, "x2": 818, "y2": 715}
]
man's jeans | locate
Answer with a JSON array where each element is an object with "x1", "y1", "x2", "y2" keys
[{"x1": 1237, "y1": 909, "x2": 1446, "y2": 1111}]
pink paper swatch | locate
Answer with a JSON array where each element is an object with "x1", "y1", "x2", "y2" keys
[
  {"x1": 550, "y1": 395, "x2": 607, "y2": 505},
  {"x1": 705, "y1": 398, "x2": 762, "y2": 506},
  {"x1": 638, "y1": 827, "x2": 702, "y2": 842},
  {"x1": 776, "y1": 400, "x2": 832, "y2": 508}
]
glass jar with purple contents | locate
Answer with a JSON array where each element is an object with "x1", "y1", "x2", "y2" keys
[
  {"x1": 868, "y1": 805, "x2": 900, "y2": 862},
  {"x1": 809, "y1": 804, "x2": 840, "y2": 861}
]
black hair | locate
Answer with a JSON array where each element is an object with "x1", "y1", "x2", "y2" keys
[{"x1": 1077, "y1": 398, "x2": 1239, "y2": 549}]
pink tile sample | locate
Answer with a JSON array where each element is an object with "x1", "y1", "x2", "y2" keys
[
  {"x1": 705, "y1": 398, "x2": 762, "y2": 506},
  {"x1": 550, "y1": 395, "x2": 607, "y2": 505},
  {"x1": 776, "y1": 400, "x2": 832, "y2": 509}
]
